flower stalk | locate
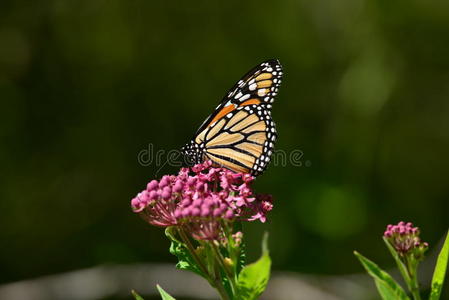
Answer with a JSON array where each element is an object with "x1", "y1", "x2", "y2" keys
[
  {"x1": 131, "y1": 161, "x2": 274, "y2": 300},
  {"x1": 354, "y1": 221, "x2": 447, "y2": 300},
  {"x1": 383, "y1": 222, "x2": 428, "y2": 300}
]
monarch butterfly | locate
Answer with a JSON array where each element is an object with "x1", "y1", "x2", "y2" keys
[{"x1": 182, "y1": 59, "x2": 283, "y2": 176}]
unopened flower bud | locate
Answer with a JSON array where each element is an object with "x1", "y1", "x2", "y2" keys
[
  {"x1": 173, "y1": 181, "x2": 183, "y2": 193},
  {"x1": 147, "y1": 180, "x2": 158, "y2": 191},
  {"x1": 224, "y1": 257, "x2": 234, "y2": 268},
  {"x1": 159, "y1": 176, "x2": 170, "y2": 188},
  {"x1": 384, "y1": 221, "x2": 428, "y2": 259}
]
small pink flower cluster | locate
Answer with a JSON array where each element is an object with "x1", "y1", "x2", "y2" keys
[
  {"x1": 384, "y1": 221, "x2": 428, "y2": 255},
  {"x1": 131, "y1": 161, "x2": 273, "y2": 240}
]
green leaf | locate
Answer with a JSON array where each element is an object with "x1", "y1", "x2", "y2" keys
[
  {"x1": 383, "y1": 237, "x2": 412, "y2": 286},
  {"x1": 354, "y1": 251, "x2": 410, "y2": 300},
  {"x1": 374, "y1": 279, "x2": 404, "y2": 300},
  {"x1": 131, "y1": 290, "x2": 145, "y2": 300},
  {"x1": 429, "y1": 230, "x2": 449, "y2": 300},
  {"x1": 156, "y1": 285, "x2": 176, "y2": 300},
  {"x1": 236, "y1": 232, "x2": 271, "y2": 300},
  {"x1": 165, "y1": 227, "x2": 206, "y2": 278}
]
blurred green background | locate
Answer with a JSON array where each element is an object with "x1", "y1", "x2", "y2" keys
[{"x1": 1, "y1": 0, "x2": 449, "y2": 298}]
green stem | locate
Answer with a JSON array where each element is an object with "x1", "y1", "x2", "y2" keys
[
  {"x1": 177, "y1": 228, "x2": 210, "y2": 278},
  {"x1": 204, "y1": 241, "x2": 232, "y2": 300},
  {"x1": 211, "y1": 242, "x2": 238, "y2": 296},
  {"x1": 178, "y1": 229, "x2": 230, "y2": 300},
  {"x1": 409, "y1": 268, "x2": 422, "y2": 300},
  {"x1": 212, "y1": 258, "x2": 231, "y2": 300},
  {"x1": 405, "y1": 256, "x2": 421, "y2": 300},
  {"x1": 216, "y1": 283, "x2": 231, "y2": 300}
]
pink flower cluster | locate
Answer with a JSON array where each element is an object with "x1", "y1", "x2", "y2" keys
[
  {"x1": 384, "y1": 221, "x2": 428, "y2": 255},
  {"x1": 131, "y1": 161, "x2": 273, "y2": 240}
]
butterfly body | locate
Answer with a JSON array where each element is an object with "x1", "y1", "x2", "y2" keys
[{"x1": 182, "y1": 59, "x2": 283, "y2": 176}]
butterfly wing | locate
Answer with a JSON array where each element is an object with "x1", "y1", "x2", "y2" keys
[
  {"x1": 183, "y1": 59, "x2": 283, "y2": 176},
  {"x1": 195, "y1": 59, "x2": 282, "y2": 135}
]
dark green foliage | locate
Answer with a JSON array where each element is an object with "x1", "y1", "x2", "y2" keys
[
  {"x1": 236, "y1": 234, "x2": 271, "y2": 300},
  {"x1": 165, "y1": 228, "x2": 206, "y2": 279},
  {"x1": 354, "y1": 251, "x2": 410, "y2": 300},
  {"x1": 1, "y1": 3, "x2": 449, "y2": 300}
]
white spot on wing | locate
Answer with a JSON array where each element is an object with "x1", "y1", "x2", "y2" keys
[
  {"x1": 239, "y1": 94, "x2": 250, "y2": 101},
  {"x1": 257, "y1": 89, "x2": 267, "y2": 96},
  {"x1": 249, "y1": 83, "x2": 257, "y2": 91}
]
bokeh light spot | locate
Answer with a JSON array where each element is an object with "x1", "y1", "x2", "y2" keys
[{"x1": 296, "y1": 183, "x2": 367, "y2": 240}]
